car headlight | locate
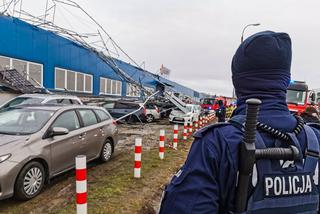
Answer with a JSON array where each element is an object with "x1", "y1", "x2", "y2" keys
[{"x1": 0, "y1": 154, "x2": 11, "y2": 163}]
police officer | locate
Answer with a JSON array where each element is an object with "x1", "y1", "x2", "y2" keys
[
  {"x1": 159, "y1": 31, "x2": 320, "y2": 213},
  {"x1": 215, "y1": 99, "x2": 226, "y2": 122}
]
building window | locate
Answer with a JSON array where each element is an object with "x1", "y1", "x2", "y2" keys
[
  {"x1": 12, "y1": 59, "x2": 28, "y2": 77},
  {"x1": 55, "y1": 68, "x2": 66, "y2": 89},
  {"x1": 77, "y1": 73, "x2": 84, "y2": 92},
  {"x1": 100, "y1": 78, "x2": 105, "y2": 94},
  {"x1": 99, "y1": 77, "x2": 122, "y2": 96},
  {"x1": 117, "y1": 81, "x2": 122, "y2": 95},
  {"x1": 106, "y1": 79, "x2": 112, "y2": 94},
  {"x1": 29, "y1": 63, "x2": 42, "y2": 86},
  {"x1": 126, "y1": 83, "x2": 141, "y2": 97},
  {"x1": 144, "y1": 87, "x2": 154, "y2": 94},
  {"x1": 67, "y1": 70, "x2": 76, "y2": 91},
  {"x1": 84, "y1": 74, "x2": 92, "y2": 93},
  {"x1": 55, "y1": 67, "x2": 92, "y2": 93},
  {"x1": 0, "y1": 55, "x2": 43, "y2": 87},
  {"x1": 0, "y1": 56, "x2": 10, "y2": 70}
]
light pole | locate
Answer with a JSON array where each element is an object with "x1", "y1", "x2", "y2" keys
[{"x1": 241, "y1": 23, "x2": 260, "y2": 43}]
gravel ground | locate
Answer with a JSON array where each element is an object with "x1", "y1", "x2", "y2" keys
[{"x1": 116, "y1": 120, "x2": 181, "y2": 151}]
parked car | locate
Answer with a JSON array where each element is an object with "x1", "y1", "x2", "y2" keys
[
  {"x1": 149, "y1": 100, "x2": 175, "y2": 118},
  {"x1": 0, "y1": 94, "x2": 83, "y2": 111},
  {"x1": 140, "y1": 103, "x2": 160, "y2": 123},
  {"x1": 169, "y1": 104, "x2": 201, "y2": 124},
  {"x1": 0, "y1": 104, "x2": 117, "y2": 200},
  {"x1": 101, "y1": 100, "x2": 147, "y2": 123}
]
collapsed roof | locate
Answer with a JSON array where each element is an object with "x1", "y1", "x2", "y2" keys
[{"x1": 0, "y1": 69, "x2": 43, "y2": 93}]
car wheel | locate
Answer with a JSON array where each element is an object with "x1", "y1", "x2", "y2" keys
[
  {"x1": 146, "y1": 114, "x2": 155, "y2": 123},
  {"x1": 14, "y1": 161, "x2": 45, "y2": 201},
  {"x1": 100, "y1": 139, "x2": 113, "y2": 162}
]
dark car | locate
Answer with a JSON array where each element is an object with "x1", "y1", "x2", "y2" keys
[
  {"x1": 93, "y1": 100, "x2": 147, "y2": 123},
  {"x1": 147, "y1": 101, "x2": 175, "y2": 118}
]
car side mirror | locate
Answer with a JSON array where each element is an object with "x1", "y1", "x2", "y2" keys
[{"x1": 50, "y1": 127, "x2": 69, "y2": 137}]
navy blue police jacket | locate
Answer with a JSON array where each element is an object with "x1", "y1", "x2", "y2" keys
[{"x1": 159, "y1": 101, "x2": 320, "y2": 214}]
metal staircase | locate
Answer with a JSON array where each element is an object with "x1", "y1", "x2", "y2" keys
[{"x1": 164, "y1": 91, "x2": 189, "y2": 114}]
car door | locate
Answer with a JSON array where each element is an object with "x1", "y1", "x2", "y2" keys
[
  {"x1": 93, "y1": 109, "x2": 113, "y2": 153},
  {"x1": 78, "y1": 109, "x2": 101, "y2": 160},
  {"x1": 46, "y1": 110, "x2": 84, "y2": 175}
]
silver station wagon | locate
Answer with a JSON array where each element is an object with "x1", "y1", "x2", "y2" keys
[{"x1": 0, "y1": 105, "x2": 118, "y2": 200}]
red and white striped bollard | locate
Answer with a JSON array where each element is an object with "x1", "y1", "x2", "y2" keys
[
  {"x1": 134, "y1": 138, "x2": 142, "y2": 178},
  {"x1": 159, "y1": 130, "x2": 165, "y2": 159},
  {"x1": 189, "y1": 121, "x2": 193, "y2": 135},
  {"x1": 194, "y1": 119, "x2": 198, "y2": 131},
  {"x1": 173, "y1": 124, "x2": 178, "y2": 149},
  {"x1": 183, "y1": 121, "x2": 188, "y2": 141},
  {"x1": 76, "y1": 155, "x2": 87, "y2": 214}
]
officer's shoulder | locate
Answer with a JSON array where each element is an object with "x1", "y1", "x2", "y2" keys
[
  {"x1": 193, "y1": 122, "x2": 237, "y2": 139},
  {"x1": 307, "y1": 123, "x2": 320, "y2": 130},
  {"x1": 308, "y1": 123, "x2": 320, "y2": 136}
]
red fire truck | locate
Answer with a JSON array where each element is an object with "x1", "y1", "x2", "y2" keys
[
  {"x1": 200, "y1": 96, "x2": 234, "y2": 111},
  {"x1": 286, "y1": 80, "x2": 317, "y2": 114}
]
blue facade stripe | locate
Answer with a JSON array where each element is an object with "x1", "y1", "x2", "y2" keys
[{"x1": 0, "y1": 15, "x2": 200, "y2": 98}]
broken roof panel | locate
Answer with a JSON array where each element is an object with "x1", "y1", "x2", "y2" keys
[{"x1": 0, "y1": 69, "x2": 43, "y2": 93}]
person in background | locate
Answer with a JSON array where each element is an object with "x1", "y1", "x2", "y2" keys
[
  {"x1": 215, "y1": 99, "x2": 226, "y2": 122},
  {"x1": 301, "y1": 106, "x2": 320, "y2": 123}
]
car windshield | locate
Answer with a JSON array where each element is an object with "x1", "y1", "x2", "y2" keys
[
  {"x1": 203, "y1": 99, "x2": 215, "y2": 105},
  {"x1": 1, "y1": 97, "x2": 44, "y2": 109},
  {"x1": 0, "y1": 108, "x2": 54, "y2": 135},
  {"x1": 286, "y1": 90, "x2": 307, "y2": 105}
]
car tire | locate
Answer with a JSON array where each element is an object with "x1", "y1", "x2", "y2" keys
[
  {"x1": 146, "y1": 114, "x2": 155, "y2": 123},
  {"x1": 100, "y1": 139, "x2": 114, "y2": 162},
  {"x1": 14, "y1": 161, "x2": 46, "y2": 201}
]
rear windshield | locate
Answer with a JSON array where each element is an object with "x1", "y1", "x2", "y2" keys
[
  {"x1": 115, "y1": 102, "x2": 139, "y2": 109},
  {"x1": 1, "y1": 97, "x2": 44, "y2": 109},
  {"x1": 0, "y1": 108, "x2": 54, "y2": 135}
]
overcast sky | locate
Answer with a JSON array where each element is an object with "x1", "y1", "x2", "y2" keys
[{"x1": 9, "y1": 0, "x2": 320, "y2": 96}]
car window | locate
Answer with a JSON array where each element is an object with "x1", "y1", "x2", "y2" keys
[
  {"x1": 146, "y1": 104, "x2": 156, "y2": 109},
  {"x1": 128, "y1": 103, "x2": 140, "y2": 109},
  {"x1": 115, "y1": 102, "x2": 129, "y2": 109},
  {"x1": 59, "y1": 99, "x2": 73, "y2": 104},
  {"x1": 103, "y1": 103, "x2": 115, "y2": 109},
  {"x1": 94, "y1": 109, "x2": 111, "y2": 121},
  {"x1": 0, "y1": 109, "x2": 53, "y2": 135},
  {"x1": 71, "y1": 99, "x2": 81, "y2": 104},
  {"x1": 79, "y1": 109, "x2": 98, "y2": 126},
  {"x1": 1, "y1": 97, "x2": 44, "y2": 109},
  {"x1": 52, "y1": 111, "x2": 80, "y2": 131},
  {"x1": 46, "y1": 99, "x2": 58, "y2": 104}
]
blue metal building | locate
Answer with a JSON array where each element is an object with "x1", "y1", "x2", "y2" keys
[{"x1": 0, "y1": 15, "x2": 200, "y2": 100}]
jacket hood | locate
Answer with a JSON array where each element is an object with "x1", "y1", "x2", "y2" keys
[{"x1": 232, "y1": 31, "x2": 292, "y2": 106}]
